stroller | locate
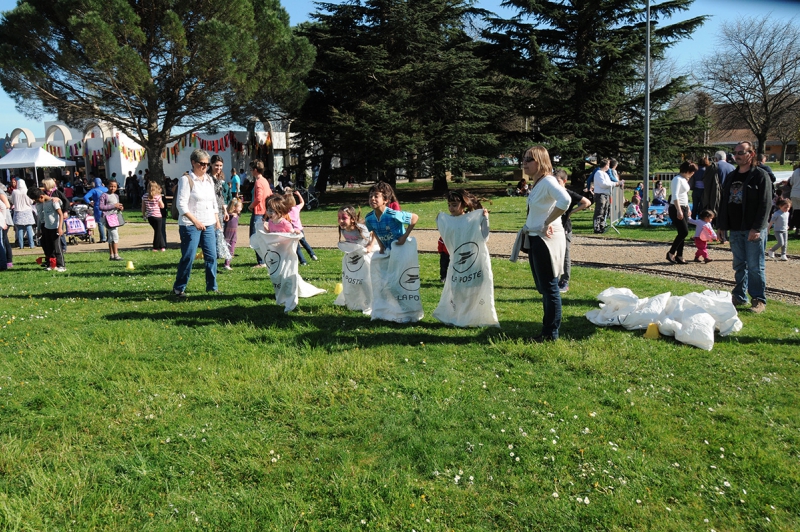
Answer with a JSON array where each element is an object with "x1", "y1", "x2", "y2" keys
[{"x1": 65, "y1": 202, "x2": 96, "y2": 245}]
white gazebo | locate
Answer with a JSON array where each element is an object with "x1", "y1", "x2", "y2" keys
[{"x1": 0, "y1": 147, "x2": 76, "y2": 186}]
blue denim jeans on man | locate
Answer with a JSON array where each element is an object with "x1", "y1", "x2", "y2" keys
[
  {"x1": 249, "y1": 213, "x2": 264, "y2": 265},
  {"x1": 728, "y1": 229, "x2": 766, "y2": 305},
  {"x1": 173, "y1": 224, "x2": 218, "y2": 293},
  {"x1": 528, "y1": 235, "x2": 562, "y2": 339}
]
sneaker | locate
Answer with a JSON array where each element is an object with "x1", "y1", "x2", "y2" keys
[
  {"x1": 750, "y1": 300, "x2": 766, "y2": 314},
  {"x1": 208, "y1": 289, "x2": 223, "y2": 295},
  {"x1": 768, "y1": 250, "x2": 775, "y2": 259},
  {"x1": 224, "y1": 265, "x2": 232, "y2": 270},
  {"x1": 780, "y1": 255, "x2": 789, "y2": 261},
  {"x1": 527, "y1": 335, "x2": 556, "y2": 344},
  {"x1": 252, "y1": 263, "x2": 267, "y2": 268},
  {"x1": 732, "y1": 297, "x2": 749, "y2": 307},
  {"x1": 46, "y1": 266, "x2": 53, "y2": 271},
  {"x1": 56, "y1": 267, "x2": 66, "y2": 272},
  {"x1": 311, "y1": 255, "x2": 319, "y2": 261},
  {"x1": 172, "y1": 290, "x2": 187, "y2": 299},
  {"x1": 6, "y1": 263, "x2": 12, "y2": 269},
  {"x1": 559, "y1": 282, "x2": 569, "y2": 293},
  {"x1": 160, "y1": 248, "x2": 166, "y2": 252},
  {"x1": 300, "y1": 262, "x2": 308, "y2": 267},
  {"x1": 704, "y1": 257, "x2": 713, "y2": 263}
]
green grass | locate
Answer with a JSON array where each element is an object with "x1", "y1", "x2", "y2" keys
[{"x1": 1, "y1": 248, "x2": 799, "y2": 531}]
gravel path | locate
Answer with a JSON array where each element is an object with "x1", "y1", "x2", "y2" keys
[{"x1": 12, "y1": 223, "x2": 798, "y2": 304}]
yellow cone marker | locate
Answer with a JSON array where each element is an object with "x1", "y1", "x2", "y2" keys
[
  {"x1": 126, "y1": 261, "x2": 135, "y2": 270},
  {"x1": 643, "y1": 323, "x2": 660, "y2": 339},
  {"x1": 334, "y1": 283, "x2": 343, "y2": 295}
]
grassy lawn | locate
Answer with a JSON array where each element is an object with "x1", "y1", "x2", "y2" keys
[{"x1": 1, "y1": 248, "x2": 798, "y2": 530}]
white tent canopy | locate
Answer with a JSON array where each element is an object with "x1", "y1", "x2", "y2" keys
[
  {"x1": 0, "y1": 147, "x2": 76, "y2": 186},
  {"x1": 0, "y1": 147, "x2": 77, "y2": 169}
]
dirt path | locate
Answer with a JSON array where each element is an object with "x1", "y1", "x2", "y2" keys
[{"x1": 12, "y1": 222, "x2": 797, "y2": 302}]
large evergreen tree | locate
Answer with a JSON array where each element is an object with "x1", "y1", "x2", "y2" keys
[
  {"x1": 295, "y1": 0, "x2": 500, "y2": 192},
  {"x1": 0, "y1": 0, "x2": 314, "y2": 183},
  {"x1": 483, "y1": 0, "x2": 705, "y2": 183}
]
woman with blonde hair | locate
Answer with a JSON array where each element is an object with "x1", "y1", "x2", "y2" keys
[{"x1": 521, "y1": 146, "x2": 572, "y2": 342}]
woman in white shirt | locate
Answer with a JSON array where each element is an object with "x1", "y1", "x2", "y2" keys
[
  {"x1": 666, "y1": 161, "x2": 697, "y2": 264},
  {"x1": 172, "y1": 149, "x2": 222, "y2": 298},
  {"x1": 521, "y1": 146, "x2": 572, "y2": 342}
]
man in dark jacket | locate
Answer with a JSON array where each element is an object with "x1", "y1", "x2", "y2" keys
[{"x1": 717, "y1": 141, "x2": 771, "y2": 314}]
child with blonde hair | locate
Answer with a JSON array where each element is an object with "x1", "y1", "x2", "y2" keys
[{"x1": 222, "y1": 197, "x2": 243, "y2": 270}]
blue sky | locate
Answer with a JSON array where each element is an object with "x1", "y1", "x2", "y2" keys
[{"x1": 1, "y1": 0, "x2": 797, "y2": 139}]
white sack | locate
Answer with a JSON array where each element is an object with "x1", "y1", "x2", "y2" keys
[
  {"x1": 250, "y1": 231, "x2": 325, "y2": 312},
  {"x1": 586, "y1": 288, "x2": 743, "y2": 350},
  {"x1": 685, "y1": 290, "x2": 743, "y2": 336},
  {"x1": 369, "y1": 237, "x2": 424, "y2": 323},
  {"x1": 334, "y1": 242, "x2": 373, "y2": 315},
  {"x1": 433, "y1": 210, "x2": 499, "y2": 328}
]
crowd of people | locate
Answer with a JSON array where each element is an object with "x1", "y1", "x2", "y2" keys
[{"x1": 1, "y1": 142, "x2": 795, "y2": 333}]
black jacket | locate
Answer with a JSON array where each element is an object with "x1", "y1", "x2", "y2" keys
[{"x1": 717, "y1": 165, "x2": 771, "y2": 232}]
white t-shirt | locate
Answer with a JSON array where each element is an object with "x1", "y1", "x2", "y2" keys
[{"x1": 670, "y1": 175, "x2": 690, "y2": 206}]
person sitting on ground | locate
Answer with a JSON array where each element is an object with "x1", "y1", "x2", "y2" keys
[
  {"x1": 652, "y1": 180, "x2": 668, "y2": 206},
  {"x1": 516, "y1": 178, "x2": 529, "y2": 197},
  {"x1": 625, "y1": 195, "x2": 642, "y2": 220}
]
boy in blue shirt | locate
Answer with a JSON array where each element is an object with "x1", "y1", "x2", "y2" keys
[{"x1": 364, "y1": 182, "x2": 418, "y2": 252}]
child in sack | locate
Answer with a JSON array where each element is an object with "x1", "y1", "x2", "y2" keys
[
  {"x1": 365, "y1": 182, "x2": 418, "y2": 253},
  {"x1": 284, "y1": 188, "x2": 318, "y2": 265},
  {"x1": 338, "y1": 205, "x2": 370, "y2": 246},
  {"x1": 688, "y1": 209, "x2": 718, "y2": 263}
]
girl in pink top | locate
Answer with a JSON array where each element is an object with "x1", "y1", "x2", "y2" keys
[
  {"x1": 266, "y1": 195, "x2": 295, "y2": 233},
  {"x1": 284, "y1": 188, "x2": 318, "y2": 265}
]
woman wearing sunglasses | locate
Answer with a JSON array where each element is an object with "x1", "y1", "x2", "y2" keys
[
  {"x1": 521, "y1": 146, "x2": 572, "y2": 342},
  {"x1": 172, "y1": 149, "x2": 223, "y2": 298}
]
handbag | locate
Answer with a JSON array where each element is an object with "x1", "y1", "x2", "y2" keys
[{"x1": 105, "y1": 212, "x2": 125, "y2": 228}]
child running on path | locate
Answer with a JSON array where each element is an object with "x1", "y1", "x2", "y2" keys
[{"x1": 688, "y1": 209, "x2": 718, "y2": 263}]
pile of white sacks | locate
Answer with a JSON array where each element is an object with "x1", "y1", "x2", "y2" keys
[{"x1": 586, "y1": 287, "x2": 743, "y2": 350}]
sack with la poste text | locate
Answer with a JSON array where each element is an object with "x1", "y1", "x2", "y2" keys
[
  {"x1": 334, "y1": 242, "x2": 373, "y2": 315},
  {"x1": 433, "y1": 210, "x2": 499, "y2": 328},
  {"x1": 369, "y1": 237, "x2": 423, "y2": 323},
  {"x1": 250, "y1": 231, "x2": 325, "y2": 312}
]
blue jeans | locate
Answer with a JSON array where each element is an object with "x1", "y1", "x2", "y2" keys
[
  {"x1": 16, "y1": 224, "x2": 35, "y2": 248},
  {"x1": 296, "y1": 233, "x2": 316, "y2": 264},
  {"x1": 0, "y1": 227, "x2": 7, "y2": 270},
  {"x1": 249, "y1": 214, "x2": 264, "y2": 265},
  {"x1": 729, "y1": 229, "x2": 766, "y2": 305},
  {"x1": 96, "y1": 216, "x2": 107, "y2": 242},
  {"x1": 528, "y1": 235, "x2": 562, "y2": 339},
  {"x1": 173, "y1": 224, "x2": 218, "y2": 293}
]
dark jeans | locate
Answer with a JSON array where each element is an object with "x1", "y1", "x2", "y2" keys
[
  {"x1": 668, "y1": 204, "x2": 689, "y2": 258},
  {"x1": 439, "y1": 252, "x2": 450, "y2": 280},
  {"x1": 42, "y1": 227, "x2": 64, "y2": 268},
  {"x1": 249, "y1": 213, "x2": 264, "y2": 265},
  {"x1": 593, "y1": 193, "x2": 610, "y2": 233},
  {"x1": 147, "y1": 216, "x2": 166, "y2": 249},
  {"x1": 528, "y1": 235, "x2": 562, "y2": 340},
  {"x1": 160, "y1": 207, "x2": 168, "y2": 246},
  {"x1": 0, "y1": 226, "x2": 14, "y2": 264},
  {"x1": 296, "y1": 233, "x2": 316, "y2": 264}
]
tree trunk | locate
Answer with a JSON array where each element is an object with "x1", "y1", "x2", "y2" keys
[
  {"x1": 316, "y1": 152, "x2": 332, "y2": 194},
  {"x1": 780, "y1": 142, "x2": 788, "y2": 165},
  {"x1": 431, "y1": 148, "x2": 449, "y2": 194},
  {"x1": 145, "y1": 134, "x2": 169, "y2": 187},
  {"x1": 756, "y1": 131, "x2": 768, "y2": 156}
]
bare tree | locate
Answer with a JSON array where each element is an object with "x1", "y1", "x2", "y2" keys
[
  {"x1": 771, "y1": 103, "x2": 799, "y2": 164},
  {"x1": 704, "y1": 15, "x2": 800, "y2": 154}
]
